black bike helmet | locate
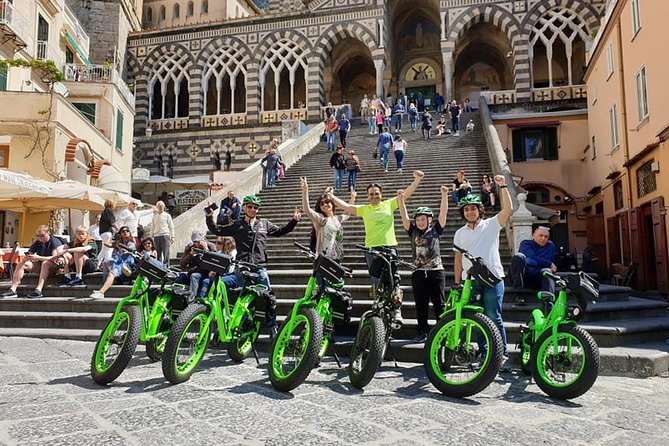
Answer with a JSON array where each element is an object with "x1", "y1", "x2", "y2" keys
[{"x1": 413, "y1": 206, "x2": 433, "y2": 219}]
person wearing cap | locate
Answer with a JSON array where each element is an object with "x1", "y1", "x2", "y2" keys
[
  {"x1": 398, "y1": 184, "x2": 449, "y2": 343},
  {"x1": 509, "y1": 226, "x2": 557, "y2": 295},
  {"x1": 453, "y1": 175, "x2": 513, "y2": 371},
  {"x1": 116, "y1": 200, "x2": 140, "y2": 245},
  {"x1": 177, "y1": 229, "x2": 217, "y2": 298},
  {"x1": 205, "y1": 194, "x2": 301, "y2": 337}
]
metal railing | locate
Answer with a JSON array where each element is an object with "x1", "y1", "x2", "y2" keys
[
  {"x1": 62, "y1": 3, "x2": 90, "y2": 52},
  {"x1": 0, "y1": 0, "x2": 32, "y2": 47},
  {"x1": 36, "y1": 41, "x2": 62, "y2": 66},
  {"x1": 63, "y1": 64, "x2": 135, "y2": 109}
]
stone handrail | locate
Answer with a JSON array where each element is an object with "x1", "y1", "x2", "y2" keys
[
  {"x1": 478, "y1": 97, "x2": 518, "y2": 253},
  {"x1": 170, "y1": 121, "x2": 326, "y2": 254}
]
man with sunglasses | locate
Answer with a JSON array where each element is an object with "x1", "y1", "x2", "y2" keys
[
  {"x1": 2, "y1": 225, "x2": 64, "y2": 298},
  {"x1": 453, "y1": 174, "x2": 512, "y2": 370},
  {"x1": 206, "y1": 194, "x2": 301, "y2": 337}
]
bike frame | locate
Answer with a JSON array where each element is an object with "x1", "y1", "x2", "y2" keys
[
  {"x1": 197, "y1": 273, "x2": 268, "y2": 343},
  {"x1": 440, "y1": 275, "x2": 485, "y2": 350},
  {"x1": 525, "y1": 283, "x2": 575, "y2": 352}
]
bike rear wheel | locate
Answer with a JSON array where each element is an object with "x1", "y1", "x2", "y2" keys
[
  {"x1": 423, "y1": 310, "x2": 503, "y2": 398},
  {"x1": 269, "y1": 307, "x2": 323, "y2": 392},
  {"x1": 162, "y1": 304, "x2": 211, "y2": 384},
  {"x1": 145, "y1": 303, "x2": 172, "y2": 362},
  {"x1": 348, "y1": 316, "x2": 386, "y2": 389},
  {"x1": 90, "y1": 305, "x2": 141, "y2": 385},
  {"x1": 532, "y1": 324, "x2": 599, "y2": 400},
  {"x1": 227, "y1": 301, "x2": 261, "y2": 362}
]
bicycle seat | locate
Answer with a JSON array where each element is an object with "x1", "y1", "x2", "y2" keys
[
  {"x1": 536, "y1": 291, "x2": 555, "y2": 302},
  {"x1": 242, "y1": 270, "x2": 259, "y2": 282}
]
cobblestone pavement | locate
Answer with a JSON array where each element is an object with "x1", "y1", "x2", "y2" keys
[{"x1": 0, "y1": 337, "x2": 668, "y2": 446}]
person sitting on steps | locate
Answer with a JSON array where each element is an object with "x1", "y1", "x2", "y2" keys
[{"x1": 508, "y1": 226, "x2": 557, "y2": 304}]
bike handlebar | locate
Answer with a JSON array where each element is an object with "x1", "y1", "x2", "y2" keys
[
  {"x1": 192, "y1": 248, "x2": 261, "y2": 272},
  {"x1": 355, "y1": 244, "x2": 415, "y2": 270},
  {"x1": 542, "y1": 270, "x2": 562, "y2": 282},
  {"x1": 294, "y1": 241, "x2": 317, "y2": 260}
]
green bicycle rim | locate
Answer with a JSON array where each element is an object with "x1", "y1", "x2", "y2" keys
[
  {"x1": 94, "y1": 312, "x2": 130, "y2": 372},
  {"x1": 271, "y1": 313, "x2": 311, "y2": 379},
  {"x1": 174, "y1": 313, "x2": 210, "y2": 375},
  {"x1": 429, "y1": 317, "x2": 491, "y2": 386},
  {"x1": 535, "y1": 331, "x2": 586, "y2": 388}
]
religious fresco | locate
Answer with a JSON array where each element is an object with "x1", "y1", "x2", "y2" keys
[
  {"x1": 458, "y1": 62, "x2": 503, "y2": 91},
  {"x1": 398, "y1": 19, "x2": 440, "y2": 52}
]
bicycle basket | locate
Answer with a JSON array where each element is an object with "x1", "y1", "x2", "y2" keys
[
  {"x1": 314, "y1": 255, "x2": 347, "y2": 283},
  {"x1": 200, "y1": 251, "x2": 233, "y2": 275},
  {"x1": 138, "y1": 256, "x2": 169, "y2": 283},
  {"x1": 567, "y1": 272, "x2": 599, "y2": 308},
  {"x1": 331, "y1": 290, "x2": 353, "y2": 323},
  {"x1": 469, "y1": 257, "x2": 501, "y2": 288}
]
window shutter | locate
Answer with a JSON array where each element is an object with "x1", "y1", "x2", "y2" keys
[
  {"x1": 115, "y1": 109, "x2": 123, "y2": 151},
  {"x1": 545, "y1": 127, "x2": 558, "y2": 160},
  {"x1": 0, "y1": 66, "x2": 7, "y2": 91},
  {"x1": 512, "y1": 130, "x2": 524, "y2": 162}
]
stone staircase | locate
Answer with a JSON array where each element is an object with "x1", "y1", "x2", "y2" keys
[{"x1": 2, "y1": 112, "x2": 668, "y2": 374}]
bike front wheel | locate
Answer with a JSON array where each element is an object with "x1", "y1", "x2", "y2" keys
[
  {"x1": 269, "y1": 307, "x2": 323, "y2": 392},
  {"x1": 348, "y1": 315, "x2": 386, "y2": 389},
  {"x1": 423, "y1": 310, "x2": 503, "y2": 398},
  {"x1": 227, "y1": 302, "x2": 261, "y2": 362},
  {"x1": 531, "y1": 324, "x2": 599, "y2": 400},
  {"x1": 162, "y1": 304, "x2": 211, "y2": 384},
  {"x1": 90, "y1": 305, "x2": 141, "y2": 385}
]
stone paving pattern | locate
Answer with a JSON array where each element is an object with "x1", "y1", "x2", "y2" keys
[{"x1": 0, "y1": 337, "x2": 668, "y2": 446}]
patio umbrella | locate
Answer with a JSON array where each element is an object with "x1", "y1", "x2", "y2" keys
[
  {"x1": 0, "y1": 180, "x2": 106, "y2": 212},
  {"x1": 0, "y1": 169, "x2": 51, "y2": 198},
  {"x1": 132, "y1": 175, "x2": 172, "y2": 203}
]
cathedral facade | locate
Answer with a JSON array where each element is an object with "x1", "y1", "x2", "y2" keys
[{"x1": 127, "y1": 0, "x2": 606, "y2": 177}]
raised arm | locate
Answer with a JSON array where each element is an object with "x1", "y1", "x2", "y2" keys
[
  {"x1": 300, "y1": 177, "x2": 325, "y2": 226},
  {"x1": 438, "y1": 185, "x2": 449, "y2": 228},
  {"x1": 397, "y1": 189, "x2": 410, "y2": 231},
  {"x1": 493, "y1": 175, "x2": 513, "y2": 226},
  {"x1": 328, "y1": 190, "x2": 359, "y2": 215},
  {"x1": 402, "y1": 170, "x2": 425, "y2": 200}
]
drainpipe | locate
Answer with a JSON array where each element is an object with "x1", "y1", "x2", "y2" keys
[{"x1": 616, "y1": 21, "x2": 633, "y2": 210}]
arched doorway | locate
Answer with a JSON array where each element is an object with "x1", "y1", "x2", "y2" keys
[
  {"x1": 323, "y1": 37, "x2": 374, "y2": 109},
  {"x1": 453, "y1": 22, "x2": 514, "y2": 102}
]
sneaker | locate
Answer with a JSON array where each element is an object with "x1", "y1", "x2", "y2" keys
[
  {"x1": 500, "y1": 355, "x2": 512, "y2": 373},
  {"x1": 1, "y1": 290, "x2": 17, "y2": 298},
  {"x1": 397, "y1": 168, "x2": 402, "y2": 174},
  {"x1": 89, "y1": 290, "x2": 104, "y2": 299},
  {"x1": 68, "y1": 277, "x2": 85, "y2": 287},
  {"x1": 269, "y1": 325, "x2": 278, "y2": 341},
  {"x1": 391, "y1": 308, "x2": 403, "y2": 329},
  {"x1": 384, "y1": 169, "x2": 388, "y2": 173},
  {"x1": 27, "y1": 289, "x2": 43, "y2": 299},
  {"x1": 58, "y1": 275, "x2": 73, "y2": 285},
  {"x1": 412, "y1": 333, "x2": 427, "y2": 343}
]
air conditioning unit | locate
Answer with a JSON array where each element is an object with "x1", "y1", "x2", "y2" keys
[{"x1": 651, "y1": 161, "x2": 660, "y2": 173}]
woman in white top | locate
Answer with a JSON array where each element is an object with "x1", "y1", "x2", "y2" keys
[
  {"x1": 300, "y1": 178, "x2": 355, "y2": 263},
  {"x1": 393, "y1": 134, "x2": 407, "y2": 173},
  {"x1": 150, "y1": 201, "x2": 174, "y2": 264}
]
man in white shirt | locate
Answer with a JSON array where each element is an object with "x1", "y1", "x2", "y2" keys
[
  {"x1": 116, "y1": 200, "x2": 140, "y2": 245},
  {"x1": 453, "y1": 174, "x2": 512, "y2": 370}
]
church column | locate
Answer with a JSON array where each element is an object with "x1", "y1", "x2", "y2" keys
[
  {"x1": 443, "y1": 52, "x2": 453, "y2": 101},
  {"x1": 374, "y1": 59, "x2": 385, "y2": 98}
]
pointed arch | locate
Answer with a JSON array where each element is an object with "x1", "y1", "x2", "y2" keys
[
  {"x1": 522, "y1": 0, "x2": 600, "y2": 35},
  {"x1": 144, "y1": 44, "x2": 195, "y2": 120}
]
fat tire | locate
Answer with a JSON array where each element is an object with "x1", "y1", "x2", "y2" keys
[
  {"x1": 90, "y1": 305, "x2": 141, "y2": 385},
  {"x1": 423, "y1": 311, "x2": 503, "y2": 398},
  {"x1": 228, "y1": 303, "x2": 261, "y2": 363},
  {"x1": 348, "y1": 316, "x2": 386, "y2": 389},
  {"x1": 269, "y1": 307, "x2": 323, "y2": 392},
  {"x1": 532, "y1": 324, "x2": 599, "y2": 400},
  {"x1": 145, "y1": 338, "x2": 165, "y2": 362},
  {"x1": 162, "y1": 304, "x2": 210, "y2": 384}
]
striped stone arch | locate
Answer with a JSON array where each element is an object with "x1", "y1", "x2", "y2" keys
[
  {"x1": 141, "y1": 42, "x2": 195, "y2": 73},
  {"x1": 521, "y1": 0, "x2": 600, "y2": 36},
  {"x1": 446, "y1": 5, "x2": 527, "y2": 97},
  {"x1": 193, "y1": 36, "x2": 253, "y2": 119},
  {"x1": 313, "y1": 22, "x2": 380, "y2": 109}
]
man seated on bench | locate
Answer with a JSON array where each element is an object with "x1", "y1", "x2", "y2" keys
[
  {"x1": 509, "y1": 226, "x2": 557, "y2": 299},
  {"x1": 1, "y1": 225, "x2": 65, "y2": 298}
]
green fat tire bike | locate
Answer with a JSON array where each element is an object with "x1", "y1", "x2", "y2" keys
[
  {"x1": 91, "y1": 251, "x2": 186, "y2": 385},
  {"x1": 423, "y1": 245, "x2": 504, "y2": 398},
  {"x1": 269, "y1": 242, "x2": 351, "y2": 392}
]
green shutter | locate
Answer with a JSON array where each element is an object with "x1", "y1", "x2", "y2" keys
[
  {"x1": 512, "y1": 130, "x2": 525, "y2": 162},
  {"x1": 115, "y1": 109, "x2": 123, "y2": 151},
  {"x1": 72, "y1": 103, "x2": 96, "y2": 125},
  {"x1": 545, "y1": 127, "x2": 558, "y2": 160},
  {"x1": 0, "y1": 66, "x2": 7, "y2": 91}
]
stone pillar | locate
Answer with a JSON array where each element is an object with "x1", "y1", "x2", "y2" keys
[
  {"x1": 511, "y1": 193, "x2": 536, "y2": 254},
  {"x1": 374, "y1": 59, "x2": 385, "y2": 98},
  {"x1": 443, "y1": 53, "x2": 453, "y2": 101}
]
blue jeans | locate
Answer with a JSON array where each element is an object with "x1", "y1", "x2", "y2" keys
[
  {"x1": 368, "y1": 117, "x2": 376, "y2": 133},
  {"x1": 393, "y1": 115, "x2": 402, "y2": 131},
  {"x1": 509, "y1": 253, "x2": 555, "y2": 294},
  {"x1": 452, "y1": 116, "x2": 460, "y2": 133},
  {"x1": 380, "y1": 146, "x2": 390, "y2": 170},
  {"x1": 326, "y1": 131, "x2": 336, "y2": 151},
  {"x1": 176, "y1": 271, "x2": 205, "y2": 298},
  {"x1": 394, "y1": 150, "x2": 404, "y2": 170},
  {"x1": 199, "y1": 273, "x2": 238, "y2": 298},
  {"x1": 334, "y1": 168, "x2": 345, "y2": 190},
  {"x1": 347, "y1": 170, "x2": 357, "y2": 190},
  {"x1": 409, "y1": 115, "x2": 417, "y2": 130},
  {"x1": 471, "y1": 280, "x2": 508, "y2": 355},
  {"x1": 267, "y1": 167, "x2": 278, "y2": 186},
  {"x1": 452, "y1": 187, "x2": 472, "y2": 204}
]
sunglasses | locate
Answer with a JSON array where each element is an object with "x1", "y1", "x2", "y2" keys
[
  {"x1": 246, "y1": 204, "x2": 259, "y2": 210},
  {"x1": 120, "y1": 229, "x2": 130, "y2": 233}
]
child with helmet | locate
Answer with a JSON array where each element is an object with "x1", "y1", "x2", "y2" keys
[{"x1": 397, "y1": 185, "x2": 450, "y2": 342}]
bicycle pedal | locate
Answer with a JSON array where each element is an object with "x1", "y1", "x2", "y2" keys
[{"x1": 390, "y1": 320, "x2": 403, "y2": 330}]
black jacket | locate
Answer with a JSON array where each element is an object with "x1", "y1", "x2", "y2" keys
[
  {"x1": 206, "y1": 215, "x2": 298, "y2": 266},
  {"x1": 329, "y1": 152, "x2": 346, "y2": 169}
]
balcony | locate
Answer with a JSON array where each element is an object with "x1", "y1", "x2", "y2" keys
[
  {"x1": 36, "y1": 40, "x2": 63, "y2": 67},
  {"x1": 62, "y1": 3, "x2": 90, "y2": 55},
  {"x1": 0, "y1": 0, "x2": 32, "y2": 50},
  {"x1": 63, "y1": 64, "x2": 135, "y2": 109}
]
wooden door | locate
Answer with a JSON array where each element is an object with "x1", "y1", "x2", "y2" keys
[
  {"x1": 651, "y1": 198, "x2": 669, "y2": 294},
  {"x1": 587, "y1": 215, "x2": 606, "y2": 277},
  {"x1": 607, "y1": 216, "x2": 621, "y2": 265},
  {"x1": 619, "y1": 212, "x2": 631, "y2": 264},
  {"x1": 629, "y1": 208, "x2": 645, "y2": 289}
]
